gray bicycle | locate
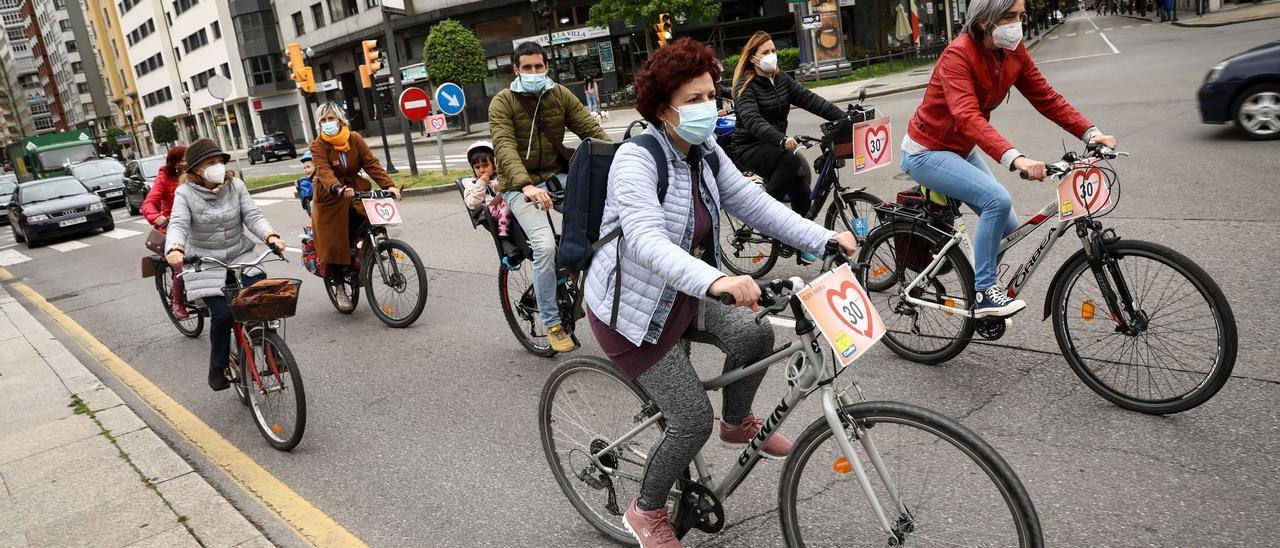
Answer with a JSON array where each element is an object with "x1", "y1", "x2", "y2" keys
[{"x1": 538, "y1": 244, "x2": 1042, "y2": 546}]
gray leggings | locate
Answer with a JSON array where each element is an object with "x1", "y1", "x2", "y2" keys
[{"x1": 634, "y1": 303, "x2": 774, "y2": 511}]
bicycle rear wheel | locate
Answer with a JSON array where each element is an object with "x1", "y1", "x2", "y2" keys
[
  {"x1": 719, "y1": 209, "x2": 780, "y2": 278},
  {"x1": 363, "y1": 238, "x2": 428, "y2": 328},
  {"x1": 243, "y1": 329, "x2": 306, "y2": 451},
  {"x1": 858, "y1": 221, "x2": 976, "y2": 364},
  {"x1": 780, "y1": 401, "x2": 1042, "y2": 547},
  {"x1": 539, "y1": 356, "x2": 662, "y2": 545},
  {"x1": 499, "y1": 263, "x2": 555, "y2": 357},
  {"x1": 324, "y1": 270, "x2": 360, "y2": 314},
  {"x1": 157, "y1": 266, "x2": 203, "y2": 337},
  {"x1": 1051, "y1": 239, "x2": 1237, "y2": 414}
]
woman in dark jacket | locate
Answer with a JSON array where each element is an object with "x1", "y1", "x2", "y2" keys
[{"x1": 730, "y1": 31, "x2": 845, "y2": 262}]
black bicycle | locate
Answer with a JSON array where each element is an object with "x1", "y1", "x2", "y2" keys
[
  {"x1": 145, "y1": 255, "x2": 204, "y2": 337},
  {"x1": 721, "y1": 99, "x2": 884, "y2": 278},
  {"x1": 321, "y1": 189, "x2": 428, "y2": 328}
]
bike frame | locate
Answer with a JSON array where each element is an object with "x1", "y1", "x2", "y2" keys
[
  {"x1": 585, "y1": 279, "x2": 911, "y2": 538},
  {"x1": 222, "y1": 266, "x2": 287, "y2": 393}
]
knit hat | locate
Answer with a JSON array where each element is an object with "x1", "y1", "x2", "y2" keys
[{"x1": 183, "y1": 138, "x2": 230, "y2": 173}]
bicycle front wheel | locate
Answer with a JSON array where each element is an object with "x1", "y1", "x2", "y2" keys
[
  {"x1": 780, "y1": 401, "x2": 1042, "y2": 547},
  {"x1": 719, "y1": 209, "x2": 779, "y2": 278},
  {"x1": 157, "y1": 266, "x2": 203, "y2": 337},
  {"x1": 243, "y1": 329, "x2": 306, "y2": 451},
  {"x1": 363, "y1": 239, "x2": 428, "y2": 328},
  {"x1": 1051, "y1": 239, "x2": 1237, "y2": 414},
  {"x1": 539, "y1": 356, "x2": 663, "y2": 545}
]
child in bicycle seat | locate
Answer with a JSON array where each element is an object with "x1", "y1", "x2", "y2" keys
[{"x1": 462, "y1": 141, "x2": 510, "y2": 236}]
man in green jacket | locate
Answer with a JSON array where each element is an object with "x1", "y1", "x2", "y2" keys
[{"x1": 491, "y1": 41, "x2": 608, "y2": 353}]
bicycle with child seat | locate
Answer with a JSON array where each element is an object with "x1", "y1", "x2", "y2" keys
[
  {"x1": 453, "y1": 176, "x2": 583, "y2": 357},
  {"x1": 321, "y1": 189, "x2": 428, "y2": 328},
  {"x1": 858, "y1": 145, "x2": 1237, "y2": 414},
  {"x1": 539, "y1": 242, "x2": 1042, "y2": 547},
  {"x1": 720, "y1": 97, "x2": 884, "y2": 279},
  {"x1": 182, "y1": 249, "x2": 306, "y2": 451}
]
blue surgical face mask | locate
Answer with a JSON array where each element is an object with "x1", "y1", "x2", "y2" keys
[
  {"x1": 666, "y1": 101, "x2": 718, "y2": 144},
  {"x1": 321, "y1": 121, "x2": 340, "y2": 136},
  {"x1": 512, "y1": 71, "x2": 551, "y2": 94}
]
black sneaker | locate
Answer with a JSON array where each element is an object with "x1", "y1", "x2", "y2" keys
[
  {"x1": 208, "y1": 364, "x2": 230, "y2": 391},
  {"x1": 974, "y1": 286, "x2": 1026, "y2": 318}
]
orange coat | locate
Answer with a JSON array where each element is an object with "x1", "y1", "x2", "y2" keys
[{"x1": 309, "y1": 131, "x2": 396, "y2": 264}]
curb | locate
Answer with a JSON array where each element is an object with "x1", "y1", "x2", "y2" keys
[
  {"x1": 248, "y1": 180, "x2": 297, "y2": 195},
  {"x1": 1172, "y1": 14, "x2": 1280, "y2": 25}
]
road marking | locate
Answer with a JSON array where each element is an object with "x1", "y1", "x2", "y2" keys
[
  {"x1": 132, "y1": 218, "x2": 152, "y2": 225},
  {"x1": 1141, "y1": 22, "x2": 1151, "y2": 26},
  {"x1": 1123, "y1": 24, "x2": 1132, "y2": 28},
  {"x1": 1087, "y1": 17, "x2": 1101, "y2": 30},
  {"x1": 0, "y1": 243, "x2": 17, "y2": 250},
  {"x1": 48, "y1": 240, "x2": 89, "y2": 252},
  {"x1": 1086, "y1": 29, "x2": 1096, "y2": 33},
  {"x1": 254, "y1": 199, "x2": 281, "y2": 206},
  {"x1": 1049, "y1": 35, "x2": 1060, "y2": 39},
  {"x1": 1104, "y1": 27, "x2": 1114, "y2": 30},
  {"x1": 1067, "y1": 32, "x2": 1078, "y2": 37},
  {"x1": 0, "y1": 267, "x2": 368, "y2": 548},
  {"x1": 1039, "y1": 51, "x2": 1119, "y2": 63},
  {"x1": 99, "y1": 228, "x2": 142, "y2": 240},
  {"x1": 0, "y1": 248, "x2": 30, "y2": 265},
  {"x1": 767, "y1": 316, "x2": 797, "y2": 329},
  {"x1": 1100, "y1": 32, "x2": 1120, "y2": 54}
]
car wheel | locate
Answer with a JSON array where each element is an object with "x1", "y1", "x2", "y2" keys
[
  {"x1": 1234, "y1": 83, "x2": 1280, "y2": 141},
  {"x1": 290, "y1": 151, "x2": 298, "y2": 159},
  {"x1": 103, "y1": 217, "x2": 115, "y2": 232}
]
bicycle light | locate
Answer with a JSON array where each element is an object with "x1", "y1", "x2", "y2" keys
[{"x1": 1081, "y1": 299, "x2": 1096, "y2": 321}]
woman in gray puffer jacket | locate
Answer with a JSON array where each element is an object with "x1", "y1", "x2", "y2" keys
[{"x1": 164, "y1": 139, "x2": 285, "y2": 391}]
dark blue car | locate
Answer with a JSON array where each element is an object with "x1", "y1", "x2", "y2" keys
[{"x1": 1198, "y1": 40, "x2": 1280, "y2": 140}]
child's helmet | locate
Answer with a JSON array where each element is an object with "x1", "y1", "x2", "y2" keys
[
  {"x1": 466, "y1": 140, "x2": 494, "y2": 164},
  {"x1": 300, "y1": 151, "x2": 312, "y2": 162}
]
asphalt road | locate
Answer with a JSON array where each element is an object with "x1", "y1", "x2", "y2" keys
[{"x1": 6, "y1": 13, "x2": 1279, "y2": 547}]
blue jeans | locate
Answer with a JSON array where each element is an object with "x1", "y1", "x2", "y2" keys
[
  {"x1": 900, "y1": 149, "x2": 1018, "y2": 291},
  {"x1": 586, "y1": 95, "x2": 599, "y2": 113},
  {"x1": 503, "y1": 183, "x2": 561, "y2": 329}
]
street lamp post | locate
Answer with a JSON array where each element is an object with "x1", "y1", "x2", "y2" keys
[
  {"x1": 124, "y1": 110, "x2": 140, "y2": 160},
  {"x1": 182, "y1": 90, "x2": 193, "y2": 142},
  {"x1": 87, "y1": 119, "x2": 97, "y2": 155}
]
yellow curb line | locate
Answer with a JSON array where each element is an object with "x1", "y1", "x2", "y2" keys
[{"x1": 0, "y1": 267, "x2": 366, "y2": 548}]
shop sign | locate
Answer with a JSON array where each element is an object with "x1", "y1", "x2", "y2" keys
[{"x1": 512, "y1": 26, "x2": 610, "y2": 48}]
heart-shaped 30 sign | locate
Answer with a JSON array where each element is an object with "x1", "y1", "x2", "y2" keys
[
  {"x1": 864, "y1": 126, "x2": 889, "y2": 164},
  {"x1": 376, "y1": 203, "x2": 395, "y2": 222},
  {"x1": 852, "y1": 116, "x2": 893, "y2": 174},
  {"x1": 362, "y1": 198, "x2": 402, "y2": 225},
  {"x1": 827, "y1": 281, "x2": 874, "y2": 339},
  {"x1": 1072, "y1": 167, "x2": 1106, "y2": 211},
  {"x1": 797, "y1": 264, "x2": 885, "y2": 367}
]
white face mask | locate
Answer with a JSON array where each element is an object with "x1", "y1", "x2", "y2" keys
[
  {"x1": 202, "y1": 163, "x2": 226, "y2": 186},
  {"x1": 991, "y1": 22, "x2": 1023, "y2": 50},
  {"x1": 758, "y1": 52, "x2": 778, "y2": 73}
]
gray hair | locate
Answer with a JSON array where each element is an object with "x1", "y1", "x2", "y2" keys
[
  {"x1": 314, "y1": 101, "x2": 349, "y2": 130},
  {"x1": 963, "y1": 0, "x2": 1019, "y2": 38}
]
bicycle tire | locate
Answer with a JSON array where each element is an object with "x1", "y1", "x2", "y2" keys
[
  {"x1": 244, "y1": 330, "x2": 306, "y2": 451},
  {"x1": 822, "y1": 190, "x2": 884, "y2": 239},
  {"x1": 779, "y1": 400, "x2": 1042, "y2": 547},
  {"x1": 540, "y1": 356, "x2": 661, "y2": 546},
  {"x1": 858, "y1": 220, "x2": 975, "y2": 364},
  {"x1": 1051, "y1": 239, "x2": 1237, "y2": 415},
  {"x1": 499, "y1": 263, "x2": 555, "y2": 357},
  {"x1": 363, "y1": 239, "x2": 428, "y2": 328},
  {"x1": 156, "y1": 265, "x2": 203, "y2": 338},
  {"x1": 719, "y1": 209, "x2": 780, "y2": 278}
]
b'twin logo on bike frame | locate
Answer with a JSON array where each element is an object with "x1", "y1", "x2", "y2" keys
[{"x1": 737, "y1": 398, "x2": 791, "y2": 466}]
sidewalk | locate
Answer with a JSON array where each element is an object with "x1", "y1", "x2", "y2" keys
[
  {"x1": 1119, "y1": 0, "x2": 1280, "y2": 26},
  {"x1": 0, "y1": 284, "x2": 271, "y2": 548}
]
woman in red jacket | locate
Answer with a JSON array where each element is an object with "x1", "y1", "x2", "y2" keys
[
  {"x1": 901, "y1": 0, "x2": 1116, "y2": 318},
  {"x1": 142, "y1": 146, "x2": 189, "y2": 318}
]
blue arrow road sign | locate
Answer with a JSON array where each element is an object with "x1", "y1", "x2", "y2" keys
[{"x1": 434, "y1": 83, "x2": 465, "y2": 116}]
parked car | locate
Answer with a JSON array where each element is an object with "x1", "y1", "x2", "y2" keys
[
  {"x1": 1198, "y1": 40, "x2": 1280, "y2": 140},
  {"x1": 247, "y1": 132, "x2": 297, "y2": 164},
  {"x1": 66, "y1": 158, "x2": 128, "y2": 207},
  {"x1": 124, "y1": 154, "x2": 166, "y2": 215},
  {"x1": 0, "y1": 174, "x2": 17, "y2": 225},
  {"x1": 7, "y1": 177, "x2": 113, "y2": 248}
]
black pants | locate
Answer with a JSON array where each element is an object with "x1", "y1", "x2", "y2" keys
[
  {"x1": 735, "y1": 143, "x2": 811, "y2": 216},
  {"x1": 208, "y1": 273, "x2": 264, "y2": 370}
]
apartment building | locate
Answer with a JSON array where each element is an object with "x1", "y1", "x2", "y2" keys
[
  {"x1": 2, "y1": 0, "x2": 43, "y2": 135},
  {"x1": 231, "y1": 0, "x2": 306, "y2": 144},
  {"x1": 84, "y1": 0, "x2": 151, "y2": 154},
  {"x1": 0, "y1": 30, "x2": 20, "y2": 145}
]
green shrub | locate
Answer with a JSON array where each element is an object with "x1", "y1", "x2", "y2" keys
[
  {"x1": 777, "y1": 48, "x2": 801, "y2": 71},
  {"x1": 722, "y1": 54, "x2": 740, "y2": 78}
]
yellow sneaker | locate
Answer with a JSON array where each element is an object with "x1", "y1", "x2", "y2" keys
[{"x1": 548, "y1": 325, "x2": 577, "y2": 353}]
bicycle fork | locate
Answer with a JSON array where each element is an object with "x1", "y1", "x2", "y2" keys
[
  {"x1": 822, "y1": 388, "x2": 912, "y2": 542},
  {"x1": 1077, "y1": 222, "x2": 1143, "y2": 334}
]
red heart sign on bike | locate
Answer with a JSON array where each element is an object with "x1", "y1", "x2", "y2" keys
[
  {"x1": 362, "y1": 198, "x2": 402, "y2": 225},
  {"x1": 1057, "y1": 165, "x2": 1110, "y2": 221},
  {"x1": 798, "y1": 264, "x2": 885, "y2": 368},
  {"x1": 852, "y1": 116, "x2": 893, "y2": 175}
]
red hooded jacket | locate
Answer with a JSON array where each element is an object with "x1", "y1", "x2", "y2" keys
[
  {"x1": 141, "y1": 168, "x2": 179, "y2": 232},
  {"x1": 906, "y1": 33, "x2": 1093, "y2": 163}
]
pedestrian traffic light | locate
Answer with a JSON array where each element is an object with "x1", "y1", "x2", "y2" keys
[
  {"x1": 285, "y1": 42, "x2": 315, "y2": 93},
  {"x1": 360, "y1": 39, "x2": 382, "y2": 89},
  {"x1": 655, "y1": 13, "x2": 673, "y2": 47}
]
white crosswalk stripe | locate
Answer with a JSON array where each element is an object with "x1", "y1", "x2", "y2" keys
[
  {"x1": 1104, "y1": 27, "x2": 1114, "y2": 30},
  {"x1": 99, "y1": 228, "x2": 142, "y2": 240},
  {"x1": 132, "y1": 218, "x2": 151, "y2": 225},
  {"x1": 48, "y1": 240, "x2": 89, "y2": 252},
  {"x1": 1068, "y1": 32, "x2": 1078, "y2": 36},
  {"x1": 1123, "y1": 24, "x2": 1133, "y2": 28},
  {"x1": 1049, "y1": 35, "x2": 1060, "y2": 39},
  {"x1": 1086, "y1": 29, "x2": 1096, "y2": 33},
  {"x1": 0, "y1": 248, "x2": 31, "y2": 265}
]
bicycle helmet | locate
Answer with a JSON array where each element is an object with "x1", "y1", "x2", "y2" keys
[
  {"x1": 466, "y1": 140, "x2": 494, "y2": 165},
  {"x1": 714, "y1": 115, "x2": 736, "y2": 138},
  {"x1": 300, "y1": 150, "x2": 312, "y2": 162}
]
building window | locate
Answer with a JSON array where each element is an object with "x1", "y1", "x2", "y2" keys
[
  {"x1": 181, "y1": 29, "x2": 208, "y2": 53},
  {"x1": 220, "y1": 62, "x2": 229, "y2": 78},
  {"x1": 291, "y1": 11, "x2": 304, "y2": 36},
  {"x1": 59, "y1": 19, "x2": 71, "y2": 32},
  {"x1": 143, "y1": 86, "x2": 173, "y2": 107},
  {"x1": 245, "y1": 55, "x2": 285, "y2": 87},
  {"x1": 173, "y1": 0, "x2": 199, "y2": 17},
  {"x1": 211, "y1": 21, "x2": 220, "y2": 39},
  {"x1": 65, "y1": 40, "x2": 77, "y2": 53},
  {"x1": 77, "y1": 82, "x2": 89, "y2": 94},
  {"x1": 71, "y1": 61, "x2": 82, "y2": 73},
  {"x1": 366, "y1": 0, "x2": 378, "y2": 7},
  {"x1": 117, "y1": 0, "x2": 142, "y2": 15},
  {"x1": 133, "y1": 53, "x2": 163, "y2": 77},
  {"x1": 191, "y1": 67, "x2": 216, "y2": 90},
  {"x1": 328, "y1": 0, "x2": 358, "y2": 22},
  {"x1": 235, "y1": 11, "x2": 267, "y2": 44},
  {"x1": 310, "y1": 3, "x2": 325, "y2": 29},
  {"x1": 53, "y1": 0, "x2": 64, "y2": 8}
]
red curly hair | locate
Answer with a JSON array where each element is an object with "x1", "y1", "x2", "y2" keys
[
  {"x1": 635, "y1": 38, "x2": 721, "y2": 125},
  {"x1": 161, "y1": 145, "x2": 187, "y2": 178}
]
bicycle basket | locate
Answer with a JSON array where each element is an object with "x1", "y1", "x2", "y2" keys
[
  {"x1": 225, "y1": 278, "x2": 302, "y2": 322},
  {"x1": 825, "y1": 108, "x2": 878, "y2": 160}
]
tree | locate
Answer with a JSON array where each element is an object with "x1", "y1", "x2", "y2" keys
[
  {"x1": 422, "y1": 19, "x2": 487, "y2": 132},
  {"x1": 586, "y1": 0, "x2": 721, "y2": 48},
  {"x1": 103, "y1": 127, "x2": 125, "y2": 157},
  {"x1": 151, "y1": 115, "x2": 177, "y2": 146}
]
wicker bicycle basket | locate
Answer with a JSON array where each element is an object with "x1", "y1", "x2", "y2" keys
[{"x1": 223, "y1": 278, "x2": 302, "y2": 322}]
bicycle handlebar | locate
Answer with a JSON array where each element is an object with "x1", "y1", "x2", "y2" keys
[
  {"x1": 183, "y1": 248, "x2": 286, "y2": 271},
  {"x1": 1018, "y1": 145, "x2": 1130, "y2": 180},
  {"x1": 353, "y1": 189, "x2": 396, "y2": 200},
  {"x1": 716, "y1": 240, "x2": 847, "y2": 307}
]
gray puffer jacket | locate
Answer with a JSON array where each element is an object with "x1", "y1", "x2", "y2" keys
[
  {"x1": 164, "y1": 178, "x2": 277, "y2": 300},
  {"x1": 585, "y1": 125, "x2": 834, "y2": 346}
]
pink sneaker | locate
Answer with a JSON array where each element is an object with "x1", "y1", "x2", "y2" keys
[
  {"x1": 622, "y1": 498, "x2": 681, "y2": 548},
  {"x1": 719, "y1": 414, "x2": 793, "y2": 460}
]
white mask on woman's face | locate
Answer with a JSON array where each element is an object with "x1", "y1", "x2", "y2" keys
[
  {"x1": 757, "y1": 52, "x2": 779, "y2": 72},
  {"x1": 991, "y1": 22, "x2": 1023, "y2": 50},
  {"x1": 202, "y1": 163, "x2": 226, "y2": 186}
]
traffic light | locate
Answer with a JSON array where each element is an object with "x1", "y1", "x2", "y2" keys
[
  {"x1": 359, "y1": 39, "x2": 382, "y2": 89},
  {"x1": 654, "y1": 13, "x2": 673, "y2": 47},
  {"x1": 285, "y1": 43, "x2": 315, "y2": 93}
]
